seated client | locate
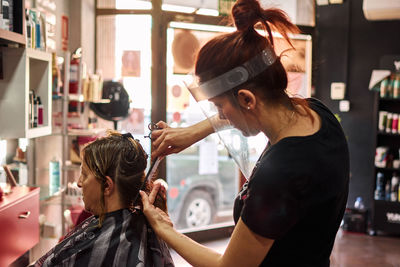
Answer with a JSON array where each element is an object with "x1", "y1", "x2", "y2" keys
[{"x1": 31, "y1": 131, "x2": 174, "y2": 267}]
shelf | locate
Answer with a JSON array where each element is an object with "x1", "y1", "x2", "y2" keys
[
  {"x1": 52, "y1": 94, "x2": 63, "y2": 100},
  {"x1": 26, "y1": 126, "x2": 52, "y2": 138},
  {"x1": 377, "y1": 131, "x2": 400, "y2": 137},
  {"x1": 51, "y1": 127, "x2": 107, "y2": 136},
  {"x1": 52, "y1": 93, "x2": 111, "y2": 103},
  {"x1": 0, "y1": 47, "x2": 52, "y2": 138},
  {"x1": 34, "y1": 185, "x2": 66, "y2": 201},
  {"x1": 41, "y1": 194, "x2": 83, "y2": 207},
  {"x1": 25, "y1": 48, "x2": 50, "y2": 60},
  {"x1": 375, "y1": 167, "x2": 400, "y2": 172},
  {"x1": 373, "y1": 89, "x2": 400, "y2": 234},
  {"x1": 64, "y1": 162, "x2": 80, "y2": 171},
  {"x1": 374, "y1": 199, "x2": 400, "y2": 205},
  {"x1": 67, "y1": 128, "x2": 107, "y2": 136},
  {"x1": 379, "y1": 97, "x2": 400, "y2": 102},
  {"x1": 68, "y1": 94, "x2": 111, "y2": 103},
  {"x1": 0, "y1": 28, "x2": 25, "y2": 45}
]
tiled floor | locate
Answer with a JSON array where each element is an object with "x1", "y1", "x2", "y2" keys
[{"x1": 170, "y1": 229, "x2": 400, "y2": 267}]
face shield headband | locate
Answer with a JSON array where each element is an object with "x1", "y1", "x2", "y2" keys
[
  {"x1": 188, "y1": 48, "x2": 277, "y2": 101},
  {"x1": 186, "y1": 48, "x2": 276, "y2": 180}
]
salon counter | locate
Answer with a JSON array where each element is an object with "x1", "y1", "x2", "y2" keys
[{"x1": 0, "y1": 186, "x2": 40, "y2": 266}]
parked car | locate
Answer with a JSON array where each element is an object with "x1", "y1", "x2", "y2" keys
[{"x1": 166, "y1": 153, "x2": 238, "y2": 229}]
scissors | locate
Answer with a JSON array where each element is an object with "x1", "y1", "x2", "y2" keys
[
  {"x1": 144, "y1": 122, "x2": 161, "y2": 140},
  {"x1": 132, "y1": 122, "x2": 164, "y2": 206}
]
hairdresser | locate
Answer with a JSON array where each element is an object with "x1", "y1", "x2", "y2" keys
[{"x1": 140, "y1": 0, "x2": 349, "y2": 266}]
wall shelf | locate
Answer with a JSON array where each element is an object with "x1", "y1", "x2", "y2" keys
[
  {"x1": 0, "y1": 28, "x2": 25, "y2": 45},
  {"x1": 377, "y1": 132, "x2": 400, "y2": 137},
  {"x1": 63, "y1": 162, "x2": 80, "y2": 171},
  {"x1": 36, "y1": 185, "x2": 66, "y2": 201},
  {"x1": 68, "y1": 94, "x2": 110, "y2": 103},
  {"x1": 375, "y1": 167, "x2": 400, "y2": 172},
  {"x1": 0, "y1": 47, "x2": 52, "y2": 138},
  {"x1": 67, "y1": 128, "x2": 107, "y2": 136},
  {"x1": 27, "y1": 126, "x2": 52, "y2": 139},
  {"x1": 373, "y1": 90, "x2": 400, "y2": 235},
  {"x1": 379, "y1": 97, "x2": 400, "y2": 102}
]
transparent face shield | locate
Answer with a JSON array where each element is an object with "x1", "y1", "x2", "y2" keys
[{"x1": 186, "y1": 49, "x2": 277, "y2": 180}]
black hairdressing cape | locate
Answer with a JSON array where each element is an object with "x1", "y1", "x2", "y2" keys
[{"x1": 30, "y1": 209, "x2": 174, "y2": 267}]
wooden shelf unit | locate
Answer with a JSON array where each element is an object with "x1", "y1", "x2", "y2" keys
[{"x1": 0, "y1": 47, "x2": 52, "y2": 138}]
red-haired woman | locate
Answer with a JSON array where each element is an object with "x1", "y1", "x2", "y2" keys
[{"x1": 142, "y1": 0, "x2": 349, "y2": 266}]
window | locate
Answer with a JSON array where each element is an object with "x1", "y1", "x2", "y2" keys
[{"x1": 96, "y1": 14, "x2": 152, "y2": 151}]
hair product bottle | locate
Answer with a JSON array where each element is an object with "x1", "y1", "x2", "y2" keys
[
  {"x1": 49, "y1": 157, "x2": 60, "y2": 195},
  {"x1": 391, "y1": 172, "x2": 399, "y2": 202}
]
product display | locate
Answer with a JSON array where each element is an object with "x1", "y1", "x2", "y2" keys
[
  {"x1": 375, "y1": 146, "x2": 389, "y2": 168},
  {"x1": 28, "y1": 90, "x2": 43, "y2": 128},
  {"x1": 379, "y1": 73, "x2": 400, "y2": 99},
  {"x1": 33, "y1": 95, "x2": 38, "y2": 127},
  {"x1": 51, "y1": 53, "x2": 62, "y2": 96},
  {"x1": 49, "y1": 157, "x2": 60, "y2": 195},
  {"x1": 37, "y1": 96, "x2": 43, "y2": 126},
  {"x1": 391, "y1": 173, "x2": 399, "y2": 202},
  {"x1": 374, "y1": 171, "x2": 400, "y2": 203},
  {"x1": 385, "y1": 181, "x2": 391, "y2": 201},
  {"x1": 373, "y1": 69, "x2": 400, "y2": 235},
  {"x1": 69, "y1": 49, "x2": 82, "y2": 113},
  {"x1": 25, "y1": 9, "x2": 46, "y2": 50},
  {"x1": 392, "y1": 114, "x2": 399, "y2": 134},
  {"x1": 374, "y1": 172, "x2": 385, "y2": 200},
  {"x1": 378, "y1": 110, "x2": 400, "y2": 135}
]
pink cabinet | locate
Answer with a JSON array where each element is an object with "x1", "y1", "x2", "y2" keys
[{"x1": 0, "y1": 186, "x2": 40, "y2": 266}]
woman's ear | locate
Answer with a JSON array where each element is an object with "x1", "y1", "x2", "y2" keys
[
  {"x1": 237, "y1": 89, "x2": 256, "y2": 110},
  {"x1": 103, "y1": 176, "x2": 115, "y2": 196}
]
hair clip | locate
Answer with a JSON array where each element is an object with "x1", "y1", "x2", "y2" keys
[
  {"x1": 122, "y1": 132, "x2": 134, "y2": 139},
  {"x1": 122, "y1": 132, "x2": 141, "y2": 143}
]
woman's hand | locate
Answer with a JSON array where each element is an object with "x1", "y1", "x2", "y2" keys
[
  {"x1": 140, "y1": 183, "x2": 173, "y2": 234},
  {"x1": 151, "y1": 121, "x2": 195, "y2": 160},
  {"x1": 151, "y1": 119, "x2": 214, "y2": 160}
]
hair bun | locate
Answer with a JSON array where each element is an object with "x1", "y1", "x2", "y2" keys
[{"x1": 232, "y1": 0, "x2": 262, "y2": 32}]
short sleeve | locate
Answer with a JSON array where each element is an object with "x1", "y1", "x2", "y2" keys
[{"x1": 240, "y1": 160, "x2": 305, "y2": 240}]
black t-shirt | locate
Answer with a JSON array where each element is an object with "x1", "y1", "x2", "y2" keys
[{"x1": 233, "y1": 98, "x2": 349, "y2": 267}]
